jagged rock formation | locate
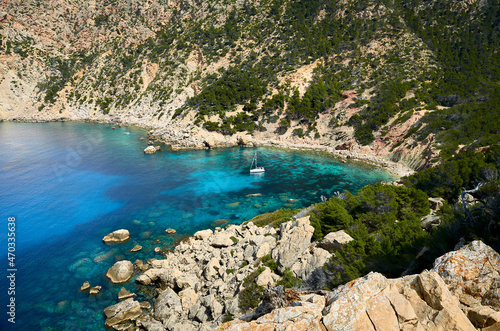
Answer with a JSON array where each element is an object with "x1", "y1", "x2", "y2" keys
[
  {"x1": 103, "y1": 213, "x2": 500, "y2": 331},
  {"x1": 220, "y1": 240, "x2": 500, "y2": 331},
  {"x1": 128, "y1": 217, "x2": 330, "y2": 330}
]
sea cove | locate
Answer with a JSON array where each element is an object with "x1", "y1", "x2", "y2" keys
[{"x1": 0, "y1": 122, "x2": 395, "y2": 330}]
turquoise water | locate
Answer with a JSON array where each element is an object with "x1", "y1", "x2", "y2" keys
[{"x1": 0, "y1": 122, "x2": 395, "y2": 330}]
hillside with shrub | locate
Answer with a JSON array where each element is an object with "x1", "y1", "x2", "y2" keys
[{"x1": 1, "y1": 0, "x2": 498, "y2": 169}]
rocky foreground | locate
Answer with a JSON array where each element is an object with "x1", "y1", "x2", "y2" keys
[{"x1": 103, "y1": 217, "x2": 500, "y2": 331}]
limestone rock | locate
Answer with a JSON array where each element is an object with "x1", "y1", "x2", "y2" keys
[
  {"x1": 89, "y1": 286, "x2": 102, "y2": 295},
  {"x1": 322, "y1": 270, "x2": 476, "y2": 331},
  {"x1": 118, "y1": 287, "x2": 137, "y2": 300},
  {"x1": 154, "y1": 287, "x2": 182, "y2": 321},
  {"x1": 106, "y1": 260, "x2": 134, "y2": 284},
  {"x1": 104, "y1": 298, "x2": 142, "y2": 328},
  {"x1": 319, "y1": 230, "x2": 353, "y2": 251},
  {"x1": 103, "y1": 229, "x2": 130, "y2": 244},
  {"x1": 432, "y1": 240, "x2": 500, "y2": 310},
  {"x1": 255, "y1": 267, "x2": 275, "y2": 288},
  {"x1": 421, "y1": 214, "x2": 441, "y2": 231},
  {"x1": 80, "y1": 281, "x2": 90, "y2": 291},
  {"x1": 165, "y1": 228, "x2": 176, "y2": 234},
  {"x1": 429, "y1": 197, "x2": 445, "y2": 210},
  {"x1": 144, "y1": 146, "x2": 157, "y2": 154},
  {"x1": 272, "y1": 216, "x2": 314, "y2": 272},
  {"x1": 135, "y1": 267, "x2": 164, "y2": 286},
  {"x1": 179, "y1": 288, "x2": 199, "y2": 313},
  {"x1": 130, "y1": 245, "x2": 142, "y2": 252},
  {"x1": 194, "y1": 229, "x2": 213, "y2": 241},
  {"x1": 211, "y1": 233, "x2": 234, "y2": 248},
  {"x1": 291, "y1": 246, "x2": 331, "y2": 281},
  {"x1": 221, "y1": 286, "x2": 324, "y2": 330}
]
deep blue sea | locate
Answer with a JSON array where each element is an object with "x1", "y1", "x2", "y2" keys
[{"x1": 0, "y1": 122, "x2": 395, "y2": 330}]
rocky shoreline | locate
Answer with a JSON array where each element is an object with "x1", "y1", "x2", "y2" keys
[
  {"x1": 101, "y1": 216, "x2": 500, "y2": 331},
  {"x1": 2, "y1": 117, "x2": 414, "y2": 178}
]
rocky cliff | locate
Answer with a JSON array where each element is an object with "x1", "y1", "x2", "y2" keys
[
  {"x1": 103, "y1": 216, "x2": 500, "y2": 331},
  {"x1": 3, "y1": 0, "x2": 496, "y2": 171}
]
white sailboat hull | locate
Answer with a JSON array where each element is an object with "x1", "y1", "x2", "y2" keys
[{"x1": 250, "y1": 167, "x2": 265, "y2": 173}]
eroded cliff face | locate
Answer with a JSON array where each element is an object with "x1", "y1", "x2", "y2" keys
[{"x1": 0, "y1": 0, "x2": 448, "y2": 171}]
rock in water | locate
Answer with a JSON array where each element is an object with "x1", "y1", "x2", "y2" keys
[
  {"x1": 130, "y1": 245, "x2": 142, "y2": 252},
  {"x1": 118, "y1": 287, "x2": 137, "y2": 300},
  {"x1": 103, "y1": 229, "x2": 130, "y2": 244},
  {"x1": 144, "y1": 146, "x2": 157, "y2": 154},
  {"x1": 106, "y1": 260, "x2": 134, "y2": 284},
  {"x1": 80, "y1": 281, "x2": 90, "y2": 291},
  {"x1": 165, "y1": 228, "x2": 176, "y2": 234},
  {"x1": 89, "y1": 286, "x2": 102, "y2": 295}
]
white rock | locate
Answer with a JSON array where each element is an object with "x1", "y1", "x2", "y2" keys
[
  {"x1": 194, "y1": 229, "x2": 213, "y2": 241},
  {"x1": 319, "y1": 230, "x2": 353, "y2": 251}
]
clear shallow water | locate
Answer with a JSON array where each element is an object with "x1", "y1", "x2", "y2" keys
[{"x1": 0, "y1": 122, "x2": 395, "y2": 330}]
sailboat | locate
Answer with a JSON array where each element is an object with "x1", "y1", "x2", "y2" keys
[{"x1": 250, "y1": 152, "x2": 265, "y2": 173}]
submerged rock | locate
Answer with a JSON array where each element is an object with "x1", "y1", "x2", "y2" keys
[{"x1": 130, "y1": 245, "x2": 142, "y2": 252}]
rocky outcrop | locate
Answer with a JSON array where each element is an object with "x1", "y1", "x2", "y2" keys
[
  {"x1": 104, "y1": 298, "x2": 142, "y2": 329},
  {"x1": 119, "y1": 217, "x2": 329, "y2": 330},
  {"x1": 319, "y1": 229, "x2": 354, "y2": 251},
  {"x1": 104, "y1": 214, "x2": 500, "y2": 331},
  {"x1": 106, "y1": 260, "x2": 134, "y2": 284},
  {"x1": 220, "y1": 240, "x2": 499, "y2": 331},
  {"x1": 432, "y1": 240, "x2": 500, "y2": 328},
  {"x1": 103, "y1": 229, "x2": 130, "y2": 243},
  {"x1": 272, "y1": 216, "x2": 315, "y2": 272}
]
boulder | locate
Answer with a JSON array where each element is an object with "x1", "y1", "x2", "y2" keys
[
  {"x1": 106, "y1": 260, "x2": 134, "y2": 284},
  {"x1": 104, "y1": 298, "x2": 142, "y2": 328},
  {"x1": 421, "y1": 214, "x2": 441, "y2": 231},
  {"x1": 165, "y1": 228, "x2": 176, "y2": 234},
  {"x1": 194, "y1": 229, "x2": 213, "y2": 241},
  {"x1": 211, "y1": 233, "x2": 234, "y2": 248},
  {"x1": 89, "y1": 286, "x2": 102, "y2": 295},
  {"x1": 103, "y1": 229, "x2": 130, "y2": 244},
  {"x1": 255, "y1": 267, "x2": 275, "y2": 288},
  {"x1": 154, "y1": 288, "x2": 182, "y2": 321},
  {"x1": 118, "y1": 287, "x2": 136, "y2": 300},
  {"x1": 291, "y1": 247, "x2": 331, "y2": 281},
  {"x1": 179, "y1": 288, "x2": 200, "y2": 313},
  {"x1": 271, "y1": 216, "x2": 314, "y2": 272},
  {"x1": 130, "y1": 245, "x2": 142, "y2": 252},
  {"x1": 429, "y1": 197, "x2": 445, "y2": 210},
  {"x1": 432, "y1": 240, "x2": 500, "y2": 310},
  {"x1": 201, "y1": 294, "x2": 223, "y2": 321},
  {"x1": 322, "y1": 271, "x2": 476, "y2": 331},
  {"x1": 319, "y1": 230, "x2": 353, "y2": 251},
  {"x1": 144, "y1": 146, "x2": 157, "y2": 154},
  {"x1": 80, "y1": 281, "x2": 90, "y2": 291}
]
